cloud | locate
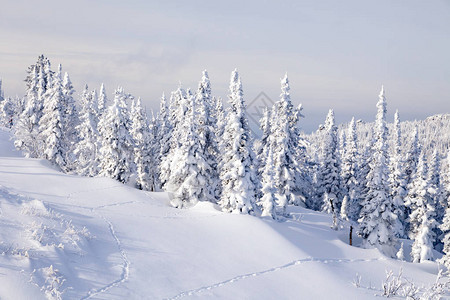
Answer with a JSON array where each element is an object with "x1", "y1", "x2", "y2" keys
[{"x1": 0, "y1": 0, "x2": 449, "y2": 133}]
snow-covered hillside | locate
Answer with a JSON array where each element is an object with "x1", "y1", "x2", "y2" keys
[{"x1": 0, "y1": 127, "x2": 447, "y2": 299}]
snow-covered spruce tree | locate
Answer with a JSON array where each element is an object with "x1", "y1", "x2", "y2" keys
[
  {"x1": 428, "y1": 149, "x2": 444, "y2": 250},
  {"x1": 0, "y1": 80, "x2": 17, "y2": 128},
  {"x1": 166, "y1": 94, "x2": 210, "y2": 208},
  {"x1": 14, "y1": 55, "x2": 56, "y2": 158},
  {"x1": 388, "y1": 110, "x2": 407, "y2": 238},
  {"x1": 411, "y1": 207, "x2": 437, "y2": 263},
  {"x1": 97, "y1": 87, "x2": 135, "y2": 184},
  {"x1": 428, "y1": 149, "x2": 443, "y2": 210},
  {"x1": 340, "y1": 194, "x2": 355, "y2": 244},
  {"x1": 358, "y1": 86, "x2": 397, "y2": 257},
  {"x1": 24, "y1": 55, "x2": 54, "y2": 94},
  {"x1": 38, "y1": 69, "x2": 66, "y2": 169},
  {"x1": 406, "y1": 151, "x2": 437, "y2": 263},
  {"x1": 158, "y1": 92, "x2": 175, "y2": 189},
  {"x1": 160, "y1": 88, "x2": 190, "y2": 190},
  {"x1": 219, "y1": 69, "x2": 257, "y2": 214},
  {"x1": 402, "y1": 126, "x2": 421, "y2": 237},
  {"x1": 404, "y1": 126, "x2": 421, "y2": 186},
  {"x1": 60, "y1": 69, "x2": 79, "y2": 170},
  {"x1": 74, "y1": 85, "x2": 99, "y2": 176},
  {"x1": 259, "y1": 145, "x2": 278, "y2": 219},
  {"x1": 254, "y1": 107, "x2": 272, "y2": 199},
  {"x1": 318, "y1": 109, "x2": 342, "y2": 215},
  {"x1": 97, "y1": 83, "x2": 108, "y2": 116},
  {"x1": 147, "y1": 110, "x2": 160, "y2": 191},
  {"x1": 194, "y1": 70, "x2": 220, "y2": 202},
  {"x1": 214, "y1": 96, "x2": 226, "y2": 198},
  {"x1": 0, "y1": 96, "x2": 16, "y2": 128},
  {"x1": 405, "y1": 152, "x2": 434, "y2": 239},
  {"x1": 270, "y1": 74, "x2": 309, "y2": 210},
  {"x1": 339, "y1": 130, "x2": 346, "y2": 163},
  {"x1": 255, "y1": 107, "x2": 272, "y2": 171},
  {"x1": 443, "y1": 151, "x2": 450, "y2": 210},
  {"x1": 340, "y1": 117, "x2": 361, "y2": 222},
  {"x1": 130, "y1": 98, "x2": 154, "y2": 191},
  {"x1": 440, "y1": 208, "x2": 450, "y2": 270},
  {"x1": 14, "y1": 66, "x2": 43, "y2": 157},
  {"x1": 214, "y1": 96, "x2": 226, "y2": 140},
  {"x1": 357, "y1": 130, "x2": 374, "y2": 211},
  {"x1": 440, "y1": 152, "x2": 450, "y2": 269}
]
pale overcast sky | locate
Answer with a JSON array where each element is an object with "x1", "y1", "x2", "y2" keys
[{"x1": 1, "y1": 0, "x2": 449, "y2": 132}]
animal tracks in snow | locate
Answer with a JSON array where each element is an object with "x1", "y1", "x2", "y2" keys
[
  {"x1": 166, "y1": 257, "x2": 386, "y2": 299},
  {"x1": 65, "y1": 185, "x2": 135, "y2": 299},
  {"x1": 80, "y1": 209, "x2": 130, "y2": 300}
]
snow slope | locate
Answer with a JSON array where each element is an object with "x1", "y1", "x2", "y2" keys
[{"x1": 0, "y1": 128, "x2": 447, "y2": 299}]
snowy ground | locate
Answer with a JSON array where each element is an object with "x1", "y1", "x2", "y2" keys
[{"x1": 0, "y1": 127, "x2": 448, "y2": 299}]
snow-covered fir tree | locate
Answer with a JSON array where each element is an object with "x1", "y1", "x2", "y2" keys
[
  {"x1": 259, "y1": 145, "x2": 278, "y2": 219},
  {"x1": 160, "y1": 88, "x2": 189, "y2": 189},
  {"x1": 357, "y1": 130, "x2": 374, "y2": 213},
  {"x1": 340, "y1": 117, "x2": 361, "y2": 222},
  {"x1": 405, "y1": 152, "x2": 433, "y2": 238},
  {"x1": 74, "y1": 85, "x2": 99, "y2": 176},
  {"x1": 219, "y1": 69, "x2": 257, "y2": 214},
  {"x1": 194, "y1": 71, "x2": 220, "y2": 202},
  {"x1": 158, "y1": 91, "x2": 175, "y2": 188},
  {"x1": 60, "y1": 69, "x2": 79, "y2": 170},
  {"x1": 358, "y1": 86, "x2": 397, "y2": 257},
  {"x1": 270, "y1": 74, "x2": 308, "y2": 210},
  {"x1": 440, "y1": 208, "x2": 450, "y2": 269},
  {"x1": 404, "y1": 126, "x2": 421, "y2": 186},
  {"x1": 97, "y1": 83, "x2": 108, "y2": 116},
  {"x1": 15, "y1": 55, "x2": 55, "y2": 158},
  {"x1": 339, "y1": 130, "x2": 346, "y2": 162},
  {"x1": 38, "y1": 69, "x2": 66, "y2": 169},
  {"x1": 0, "y1": 94, "x2": 24, "y2": 128},
  {"x1": 147, "y1": 110, "x2": 160, "y2": 191},
  {"x1": 440, "y1": 152, "x2": 450, "y2": 269},
  {"x1": 130, "y1": 98, "x2": 154, "y2": 191},
  {"x1": 318, "y1": 109, "x2": 342, "y2": 215},
  {"x1": 406, "y1": 151, "x2": 437, "y2": 263},
  {"x1": 97, "y1": 87, "x2": 135, "y2": 183},
  {"x1": 165, "y1": 94, "x2": 210, "y2": 208},
  {"x1": 254, "y1": 107, "x2": 272, "y2": 199},
  {"x1": 411, "y1": 199, "x2": 437, "y2": 264},
  {"x1": 255, "y1": 107, "x2": 272, "y2": 172},
  {"x1": 428, "y1": 149, "x2": 444, "y2": 250},
  {"x1": 0, "y1": 96, "x2": 16, "y2": 128},
  {"x1": 214, "y1": 96, "x2": 226, "y2": 140},
  {"x1": 389, "y1": 110, "x2": 407, "y2": 238},
  {"x1": 402, "y1": 126, "x2": 421, "y2": 239},
  {"x1": 14, "y1": 65, "x2": 43, "y2": 157}
]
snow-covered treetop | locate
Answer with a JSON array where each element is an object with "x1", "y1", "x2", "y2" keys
[
  {"x1": 228, "y1": 69, "x2": 245, "y2": 115},
  {"x1": 375, "y1": 85, "x2": 387, "y2": 141},
  {"x1": 325, "y1": 109, "x2": 336, "y2": 132},
  {"x1": 198, "y1": 70, "x2": 211, "y2": 99},
  {"x1": 281, "y1": 73, "x2": 290, "y2": 96},
  {"x1": 98, "y1": 83, "x2": 108, "y2": 113}
]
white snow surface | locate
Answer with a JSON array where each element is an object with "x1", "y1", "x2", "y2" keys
[{"x1": 0, "y1": 127, "x2": 447, "y2": 299}]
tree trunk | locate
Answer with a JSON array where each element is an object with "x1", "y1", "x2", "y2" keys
[{"x1": 349, "y1": 225, "x2": 353, "y2": 246}]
